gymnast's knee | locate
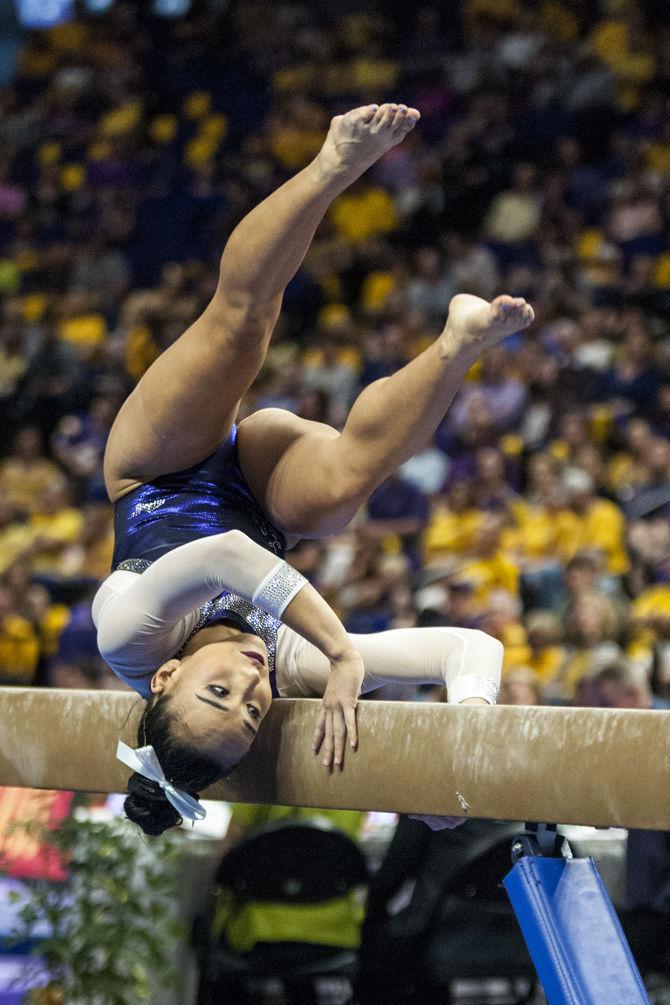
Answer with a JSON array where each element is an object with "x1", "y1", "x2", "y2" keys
[{"x1": 209, "y1": 292, "x2": 281, "y2": 352}]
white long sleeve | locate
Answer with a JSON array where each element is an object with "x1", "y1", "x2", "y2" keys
[
  {"x1": 275, "y1": 624, "x2": 503, "y2": 704},
  {"x1": 92, "y1": 531, "x2": 304, "y2": 694},
  {"x1": 92, "y1": 529, "x2": 502, "y2": 706}
]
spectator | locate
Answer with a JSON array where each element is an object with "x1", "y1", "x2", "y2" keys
[
  {"x1": 16, "y1": 316, "x2": 85, "y2": 434},
  {"x1": 522, "y1": 610, "x2": 566, "y2": 689},
  {"x1": 484, "y1": 163, "x2": 542, "y2": 247},
  {"x1": 0, "y1": 426, "x2": 62, "y2": 517},
  {"x1": 0, "y1": 585, "x2": 40, "y2": 685},
  {"x1": 562, "y1": 467, "x2": 630, "y2": 577},
  {"x1": 404, "y1": 246, "x2": 454, "y2": 329},
  {"x1": 423, "y1": 480, "x2": 482, "y2": 565},
  {"x1": 50, "y1": 391, "x2": 121, "y2": 493},
  {"x1": 499, "y1": 667, "x2": 541, "y2": 706},
  {"x1": 444, "y1": 232, "x2": 500, "y2": 302},
  {"x1": 479, "y1": 589, "x2": 530, "y2": 672},
  {"x1": 551, "y1": 591, "x2": 624, "y2": 701},
  {"x1": 23, "y1": 479, "x2": 85, "y2": 579},
  {"x1": 365, "y1": 473, "x2": 429, "y2": 563},
  {"x1": 458, "y1": 513, "x2": 520, "y2": 607},
  {"x1": 595, "y1": 315, "x2": 663, "y2": 418},
  {"x1": 448, "y1": 346, "x2": 528, "y2": 438}
]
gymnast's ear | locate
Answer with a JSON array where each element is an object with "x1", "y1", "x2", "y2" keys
[{"x1": 150, "y1": 659, "x2": 181, "y2": 694}]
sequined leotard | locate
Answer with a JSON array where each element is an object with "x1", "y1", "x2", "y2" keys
[{"x1": 111, "y1": 425, "x2": 286, "y2": 694}]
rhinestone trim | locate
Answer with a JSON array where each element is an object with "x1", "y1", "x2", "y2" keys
[
  {"x1": 181, "y1": 593, "x2": 281, "y2": 675},
  {"x1": 252, "y1": 563, "x2": 307, "y2": 620},
  {"x1": 448, "y1": 673, "x2": 500, "y2": 706},
  {"x1": 117, "y1": 558, "x2": 153, "y2": 575}
]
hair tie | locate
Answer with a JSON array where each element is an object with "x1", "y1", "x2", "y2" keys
[{"x1": 116, "y1": 740, "x2": 207, "y2": 823}]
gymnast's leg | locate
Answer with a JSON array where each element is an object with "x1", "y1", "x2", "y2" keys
[
  {"x1": 239, "y1": 294, "x2": 534, "y2": 535},
  {"x1": 103, "y1": 102, "x2": 419, "y2": 499},
  {"x1": 276, "y1": 624, "x2": 504, "y2": 705}
]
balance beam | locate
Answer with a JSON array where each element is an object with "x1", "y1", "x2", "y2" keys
[{"x1": 1, "y1": 688, "x2": 669, "y2": 830}]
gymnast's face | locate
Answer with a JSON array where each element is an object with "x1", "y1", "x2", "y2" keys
[{"x1": 150, "y1": 629, "x2": 273, "y2": 766}]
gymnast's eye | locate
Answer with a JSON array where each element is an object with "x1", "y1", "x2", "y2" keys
[
  {"x1": 247, "y1": 704, "x2": 261, "y2": 721},
  {"x1": 209, "y1": 685, "x2": 229, "y2": 699}
]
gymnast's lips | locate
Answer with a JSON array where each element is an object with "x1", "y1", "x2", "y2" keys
[{"x1": 242, "y1": 650, "x2": 265, "y2": 668}]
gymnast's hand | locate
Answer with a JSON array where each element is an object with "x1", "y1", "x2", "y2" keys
[{"x1": 313, "y1": 650, "x2": 365, "y2": 769}]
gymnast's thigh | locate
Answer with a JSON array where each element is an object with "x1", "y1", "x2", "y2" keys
[
  {"x1": 104, "y1": 294, "x2": 282, "y2": 502},
  {"x1": 237, "y1": 408, "x2": 363, "y2": 538}
]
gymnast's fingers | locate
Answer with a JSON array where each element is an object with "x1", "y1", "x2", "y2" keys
[
  {"x1": 344, "y1": 704, "x2": 358, "y2": 750},
  {"x1": 312, "y1": 708, "x2": 326, "y2": 754},
  {"x1": 333, "y1": 708, "x2": 347, "y2": 768},
  {"x1": 322, "y1": 708, "x2": 335, "y2": 767}
]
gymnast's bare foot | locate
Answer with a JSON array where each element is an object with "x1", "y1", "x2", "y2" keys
[
  {"x1": 314, "y1": 102, "x2": 420, "y2": 188},
  {"x1": 440, "y1": 293, "x2": 535, "y2": 357}
]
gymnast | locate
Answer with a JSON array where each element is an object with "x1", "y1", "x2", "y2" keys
[{"x1": 92, "y1": 103, "x2": 534, "y2": 835}]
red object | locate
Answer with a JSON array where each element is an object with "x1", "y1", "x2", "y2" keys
[{"x1": 0, "y1": 788, "x2": 73, "y2": 881}]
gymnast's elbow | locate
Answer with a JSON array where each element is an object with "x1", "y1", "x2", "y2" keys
[
  {"x1": 469, "y1": 629, "x2": 504, "y2": 680},
  {"x1": 487, "y1": 633, "x2": 505, "y2": 677},
  {"x1": 216, "y1": 528, "x2": 250, "y2": 551},
  {"x1": 204, "y1": 528, "x2": 250, "y2": 567}
]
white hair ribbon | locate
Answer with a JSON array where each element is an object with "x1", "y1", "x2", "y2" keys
[{"x1": 116, "y1": 740, "x2": 207, "y2": 823}]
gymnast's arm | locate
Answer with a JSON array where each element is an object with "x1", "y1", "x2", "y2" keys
[
  {"x1": 93, "y1": 530, "x2": 364, "y2": 763},
  {"x1": 94, "y1": 530, "x2": 356, "y2": 661},
  {"x1": 277, "y1": 624, "x2": 503, "y2": 705}
]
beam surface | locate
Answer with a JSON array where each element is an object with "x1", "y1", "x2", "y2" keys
[{"x1": 1, "y1": 688, "x2": 669, "y2": 830}]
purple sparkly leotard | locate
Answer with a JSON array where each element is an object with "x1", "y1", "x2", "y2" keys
[{"x1": 112, "y1": 425, "x2": 286, "y2": 694}]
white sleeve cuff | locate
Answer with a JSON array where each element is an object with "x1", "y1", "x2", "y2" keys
[
  {"x1": 448, "y1": 672, "x2": 499, "y2": 705},
  {"x1": 251, "y1": 561, "x2": 307, "y2": 619}
]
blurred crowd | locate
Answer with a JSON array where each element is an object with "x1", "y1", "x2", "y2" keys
[{"x1": 1, "y1": 0, "x2": 670, "y2": 717}]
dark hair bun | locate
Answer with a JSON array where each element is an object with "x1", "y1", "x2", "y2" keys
[{"x1": 124, "y1": 772, "x2": 182, "y2": 836}]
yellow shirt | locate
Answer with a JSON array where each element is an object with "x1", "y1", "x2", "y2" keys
[
  {"x1": 630, "y1": 585, "x2": 670, "y2": 649},
  {"x1": 0, "y1": 522, "x2": 33, "y2": 576},
  {"x1": 330, "y1": 187, "x2": 397, "y2": 244},
  {"x1": 0, "y1": 459, "x2": 62, "y2": 516},
  {"x1": 81, "y1": 530, "x2": 115, "y2": 581},
  {"x1": 125, "y1": 325, "x2": 160, "y2": 382},
  {"x1": 302, "y1": 346, "x2": 361, "y2": 373},
  {"x1": 27, "y1": 509, "x2": 85, "y2": 573},
  {"x1": 631, "y1": 584, "x2": 670, "y2": 619},
  {"x1": 460, "y1": 551, "x2": 520, "y2": 604},
  {"x1": 569, "y1": 499, "x2": 629, "y2": 575},
  {"x1": 551, "y1": 649, "x2": 592, "y2": 701},
  {"x1": 526, "y1": 646, "x2": 566, "y2": 685},
  {"x1": 423, "y1": 507, "x2": 482, "y2": 560},
  {"x1": 0, "y1": 614, "x2": 40, "y2": 683},
  {"x1": 213, "y1": 804, "x2": 365, "y2": 952},
  {"x1": 498, "y1": 622, "x2": 531, "y2": 672},
  {"x1": 0, "y1": 348, "x2": 27, "y2": 395},
  {"x1": 605, "y1": 451, "x2": 650, "y2": 493},
  {"x1": 646, "y1": 141, "x2": 670, "y2": 177},
  {"x1": 505, "y1": 505, "x2": 580, "y2": 562},
  {"x1": 269, "y1": 126, "x2": 325, "y2": 171},
  {"x1": 40, "y1": 604, "x2": 72, "y2": 659},
  {"x1": 59, "y1": 313, "x2": 106, "y2": 351}
]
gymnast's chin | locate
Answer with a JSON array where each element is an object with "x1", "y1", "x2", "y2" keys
[{"x1": 123, "y1": 628, "x2": 272, "y2": 837}]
